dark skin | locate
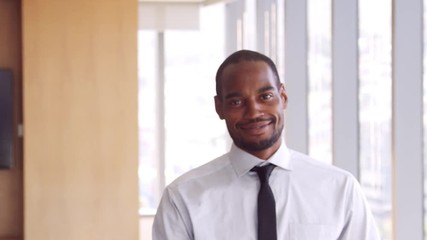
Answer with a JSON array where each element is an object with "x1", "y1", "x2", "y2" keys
[{"x1": 214, "y1": 60, "x2": 288, "y2": 160}]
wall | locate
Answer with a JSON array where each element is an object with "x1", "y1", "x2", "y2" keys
[
  {"x1": 22, "y1": 0, "x2": 139, "y2": 239},
  {"x1": 0, "y1": 0, "x2": 23, "y2": 239}
]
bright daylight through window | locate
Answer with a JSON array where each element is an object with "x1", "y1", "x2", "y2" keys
[
  {"x1": 138, "y1": 3, "x2": 227, "y2": 216},
  {"x1": 307, "y1": 0, "x2": 332, "y2": 164},
  {"x1": 359, "y1": 0, "x2": 393, "y2": 239}
]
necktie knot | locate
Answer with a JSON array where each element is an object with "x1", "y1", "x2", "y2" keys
[{"x1": 252, "y1": 164, "x2": 276, "y2": 183}]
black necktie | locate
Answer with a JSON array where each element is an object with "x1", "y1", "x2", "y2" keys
[{"x1": 252, "y1": 164, "x2": 277, "y2": 240}]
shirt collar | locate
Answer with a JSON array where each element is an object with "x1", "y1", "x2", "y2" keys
[{"x1": 228, "y1": 139, "x2": 292, "y2": 177}]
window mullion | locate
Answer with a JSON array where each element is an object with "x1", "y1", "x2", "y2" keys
[{"x1": 393, "y1": 0, "x2": 424, "y2": 238}]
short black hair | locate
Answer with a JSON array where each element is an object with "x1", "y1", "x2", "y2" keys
[{"x1": 215, "y1": 49, "x2": 281, "y2": 96}]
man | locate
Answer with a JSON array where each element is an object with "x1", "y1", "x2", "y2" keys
[{"x1": 152, "y1": 50, "x2": 380, "y2": 239}]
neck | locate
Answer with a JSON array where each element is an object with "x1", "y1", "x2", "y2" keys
[{"x1": 246, "y1": 140, "x2": 282, "y2": 160}]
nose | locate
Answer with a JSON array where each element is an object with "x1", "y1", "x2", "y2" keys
[{"x1": 244, "y1": 99, "x2": 264, "y2": 119}]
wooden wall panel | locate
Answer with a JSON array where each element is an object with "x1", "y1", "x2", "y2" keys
[
  {"x1": 0, "y1": 0, "x2": 23, "y2": 239},
  {"x1": 22, "y1": 0, "x2": 139, "y2": 239}
]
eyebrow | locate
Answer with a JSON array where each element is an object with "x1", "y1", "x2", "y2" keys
[{"x1": 224, "y1": 85, "x2": 275, "y2": 99}]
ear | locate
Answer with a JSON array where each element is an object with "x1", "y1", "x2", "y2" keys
[
  {"x1": 279, "y1": 83, "x2": 288, "y2": 109},
  {"x1": 214, "y1": 95, "x2": 225, "y2": 119}
]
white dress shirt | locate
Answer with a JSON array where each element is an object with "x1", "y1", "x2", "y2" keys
[{"x1": 152, "y1": 142, "x2": 381, "y2": 240}]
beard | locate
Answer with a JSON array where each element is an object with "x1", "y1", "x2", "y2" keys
[{"x1": 228, "y1": 121, "x2": 284, "y2": 152}]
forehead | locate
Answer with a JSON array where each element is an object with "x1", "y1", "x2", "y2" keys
[{"x1": 220, "y1": 60, "x2": 276, "y2": 93}]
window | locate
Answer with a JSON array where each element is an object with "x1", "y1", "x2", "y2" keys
[
  {"x1": 359, "y1": 0, "x2": 393, "y2": 239},
  {"x1": 138, "y1": 2, "x2": 227, "y2": 216},
  {"x1": 138, "y1": 31, "x2": 159, "y2": 215},
  {"x1": 307, "y1": 0, "x2": 332, "y2": 164},
  {"x1": 163, "y1": 27, "x2": 228, "y2": 187}
]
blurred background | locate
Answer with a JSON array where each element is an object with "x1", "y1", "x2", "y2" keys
[{"x1": 138, "y1": 0, "x2": 425, "y2": 240}]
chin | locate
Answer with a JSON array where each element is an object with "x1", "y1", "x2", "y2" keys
[{"x1": 238, "y1": 139, "x2": 276, "y2": 152}]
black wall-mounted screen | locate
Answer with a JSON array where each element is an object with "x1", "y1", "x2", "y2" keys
[{"x1": 0, "y1": 69, "x2": 13, "y2": 169}]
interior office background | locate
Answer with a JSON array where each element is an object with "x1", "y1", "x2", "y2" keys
[
  {"x1": 138, "y1": 0, "x2": 425, "y2": 240},
  {"x1": 0, "y1": 0, "x2": 425, "y2": 240}
]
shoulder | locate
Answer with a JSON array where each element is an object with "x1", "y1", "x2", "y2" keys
[
  {"x1": 167, "y1": 153, "x2": 232, "y2": 191},
  {"x1": 289, "y1": 149, "x2": 356, "y2": 184},
  {"x1": 287, "y1": 150, "x2": 366, "y2": 210}
]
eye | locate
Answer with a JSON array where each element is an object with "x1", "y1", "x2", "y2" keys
[
  {"x1": 228, "y1": 99, "x2": 243, "y2": 106},
  {"x1": 260, "y1": 93, "x2": 274, "y2": 101}
]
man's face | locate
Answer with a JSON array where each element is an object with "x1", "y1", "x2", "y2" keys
[{"x1": 215, "y1": 61, "x2": 288, "y2": 157}]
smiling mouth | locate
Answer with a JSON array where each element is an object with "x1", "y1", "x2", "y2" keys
[{"x1": 238, "y1": 120, "x2": 273, "y2": 134}]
